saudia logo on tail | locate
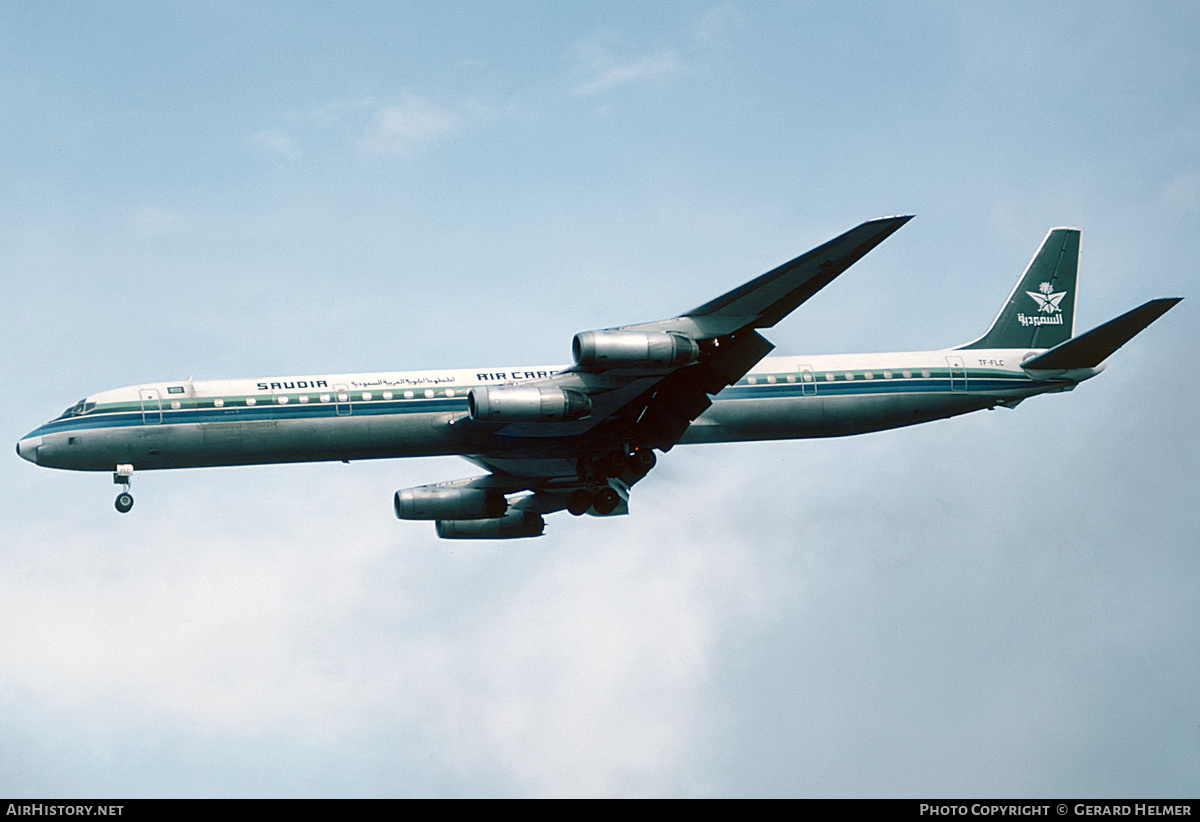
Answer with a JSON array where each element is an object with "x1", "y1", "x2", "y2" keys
[{"x1": 1018, "y1": 281, "x2": 1068, "y2": 327}]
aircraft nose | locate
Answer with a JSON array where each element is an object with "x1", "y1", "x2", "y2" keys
[{"x1": 16, "y1": 435, "x2": 42, "y2": 464}]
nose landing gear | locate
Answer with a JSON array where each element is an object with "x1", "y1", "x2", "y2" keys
[{"x1": 113, "y1": 464, "x2": 134, "y2": 513}]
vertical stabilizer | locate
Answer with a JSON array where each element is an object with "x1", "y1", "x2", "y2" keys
[{"x1": 960, "y1": 228, "x2": 1079, "y2": 350}]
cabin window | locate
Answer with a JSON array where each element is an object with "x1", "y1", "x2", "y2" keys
[
  {"x1": 802, "y1": 372, "x2": 813, "y2": 383},
  {"x1": 170, "y1": 400, "x2": 181, "y2": 410},
  {"x1": 337, "y1": 391, "x2": 349, "y2": 403},
  {"x1": 863, "y1": 371, "x2": 874, "y2": 380},
  {"x1": 902, "y1": 369, "x2": 912, "y2": 379},
  {"x1": 424, "y1": 389, "x2": 435, "y2": 399},
  {"x1": 404, "y1": 390, "x2": 415, "y2": 399},
  {"x1": 319, "y1": 393, "x2": 331, "y2": 403},
  {"x1": 767, "y1": 375, "x2": 777, "y2": 384},
  {"x1": 383, "y1": 391, "x2": 393, "y2": 400},
  {"x1": 747, "y1": 376, "x2": 757, "y2": 385},
  {"x1": 245, "y1": 397, "x2": 256, "y2": 406},
  {"x1": 277, "y1": 395, "x2": 288, "y2": 404},
  {"x1": 844, "y1": 371, "x2": 855, "y2": 380},
  {"x1": 361, "y1": 392, "x2": 373, "y2": 401},
  {"x1": 883, "y1": 370, "x2": 893, "y2": 379},
  {"x1": 825, "y1": 372, "x2": 835, "y2": 381},
  {"x1": 921, "y1": 368, "x2": 931, "y2": 378},
  {"x1": 446, "y1": 388, "x2": 456, "y2": 398},
  {"x1": 214, "y1": 398, "x2": 225, "y2": 408},
  {"x1": 298, "y1": 395, "x2": 309, "y2": 404}
]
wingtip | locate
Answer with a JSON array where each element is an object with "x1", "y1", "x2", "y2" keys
[{"x1": 866, "y1": 214, "x2": 915, "y2": 230}]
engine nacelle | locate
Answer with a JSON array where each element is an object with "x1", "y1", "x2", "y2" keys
[
  {"x1": 436, "y1": 511, "x2": 546, "y2": 539},
  {"x1": 572, "y1": 330, "x2": 700, "y2": 369},
  {"x1": 467, "y1": 385, "x2": 591, "y2": 422},
  {"x1": 394, "y1": 485, "x2": 507, "y2": 520}
]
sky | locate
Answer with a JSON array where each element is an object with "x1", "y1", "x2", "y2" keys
[{"x1": 2, "y1": 0, "x2": 1198, "y2": 798}]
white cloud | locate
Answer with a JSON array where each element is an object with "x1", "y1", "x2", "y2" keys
[
  {"x1": 692, "y1": 2, "x2": 747, "y2": 48},
  {"x1": 126, "y1": 206, "x2": 198, "y2": 238},
  {"x1": 0, "y1": 462, "x2": 767, "y2": 796},
  {"x1": 290, "y1": 97, "x2": 377, "y2": 128},
  {"x1": 569, "y1": 5, "x2": 744, "y2": 98},
  {"x1": 569, "y1": 27, "x2": 683, "y2": 98},
  {"x1": 264, "y1": 95, "x2": 468, "y2": 159},
  {"x1": 358, "y1": 95, "x2": 462, "y2": 157},
  {"x1": 572, "y1": 48, "x2": 683, "y2": 97},
  {"x1": 249, "y1": 130, "x2": 304, "y2": 161},
  {"x1": 1161, "y1": 168, "x2": 1200, "y2": 212}
]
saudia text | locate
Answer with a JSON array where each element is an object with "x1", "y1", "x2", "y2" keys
[
  {"x1": 256, "y1": 380, "x2": 329, "y2": 391},
  {"x1": 1017, "y1": 314, "x2": 1064, "y2": 327}
]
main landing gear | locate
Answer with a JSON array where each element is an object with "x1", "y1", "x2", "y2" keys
[
  {"x1": 566, "y1": 447, "x2": 657, "y2": 516},
  {"x1": 566, "y1": 486, "x2": 622, "y2": 516},
  {"x1": 113, "y1": 464, "x2": 134, "y2": 513}
]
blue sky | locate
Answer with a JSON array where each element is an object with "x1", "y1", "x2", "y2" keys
[{"x1": 3, "y1": 1, "x2": 1198, "y2": 797}]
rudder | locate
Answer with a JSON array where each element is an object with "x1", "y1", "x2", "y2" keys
[{"x1": 960, "y1": 228, "x2": 1079, "y2": 350}]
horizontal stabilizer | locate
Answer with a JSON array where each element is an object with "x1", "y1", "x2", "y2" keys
[{"x1": 1022, "y1": 298, "x2": 1182, "y2": 370}]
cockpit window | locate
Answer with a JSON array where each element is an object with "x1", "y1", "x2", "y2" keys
[{"x1": 58, "y1": 399, "x2": 97, "y2": 419}]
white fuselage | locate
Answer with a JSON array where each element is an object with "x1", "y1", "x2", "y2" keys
[{"x1": 16, "y1": 349, "x2": 1095, "y2": 473}]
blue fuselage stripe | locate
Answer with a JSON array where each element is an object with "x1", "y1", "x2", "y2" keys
[
  {"x1": 24, "y1": 376, "x2": 1042, "y2": 440},
  {"x1": 26, "y1": 398, "x2": 470, "y2": 438}
]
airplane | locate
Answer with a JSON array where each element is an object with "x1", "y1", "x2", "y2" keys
[{"x1": 16, "y1": 216, "x2": 1181, "y2": 539}]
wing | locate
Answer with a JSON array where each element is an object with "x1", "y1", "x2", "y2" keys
[
  {"x1": 399, "y1": 216, "x2": 912, "y2": 538},
  {"x1": 470, "y1": 215, "x2": 912, "y2": 441},
  {"x1": 645, "y1": 214, "x2": 915, "y2": 338}
]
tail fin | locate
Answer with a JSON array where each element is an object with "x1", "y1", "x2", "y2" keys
[{"x1": 960, "y1": 228, "x2": 1080, "y2": 350}]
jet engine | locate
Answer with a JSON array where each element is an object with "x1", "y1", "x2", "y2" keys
[
  {"x1": 572, "y1": 330, "x2": 700, "y2": 369},
  {"x1": 467, "y1": 385, "x2": 591, "y2": 422},
  {"x1": 394, "y1": 485, "x2": 507, "y2": 520},
  {"x1": 436, "y1": 511, "x2": 546, "y2": 539}
]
